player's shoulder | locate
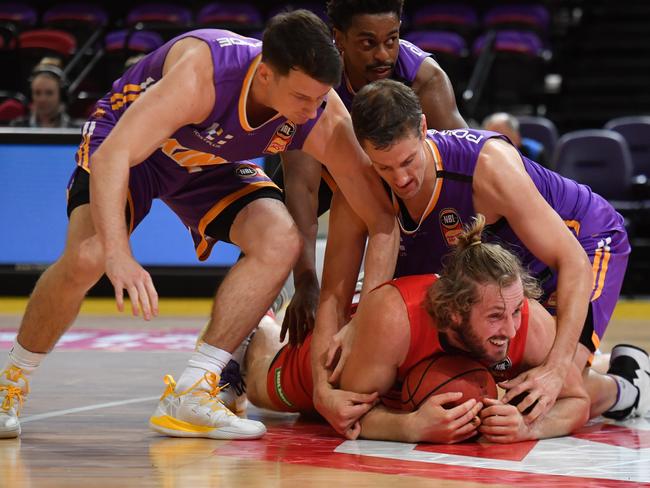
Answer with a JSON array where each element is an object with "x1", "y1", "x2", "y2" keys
[
  {"x1": 175, "y1": 29, "x2": 261, "y2": 69},
  {"x1": 398, "y1": 38, "x2": 429, "y2": 60}
]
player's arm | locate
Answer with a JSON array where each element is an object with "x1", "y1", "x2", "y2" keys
[
  {"x1": 473, "y1": 139, "x2": 593, "y2": 422},
  {"x1": 279, "y1": 150, "x2": 323, "y2": 344},
  {"x1": 412, "y1": 57, "x2": 467, "y2": 130},
  {"x1": 339, "y1": 286, "x2": 482, "y2": 444},
  {"x1": 90, "y1": 38, "x2": 214, "y2": 319},
  {"x1": 303, "y1": 90, "x2": 399, "y2": 295},
  {"x1": 311, "y1": 190, "x2": 373, "y2": 438},
  {"x1": 481, "y1": 300, "x2": 590, "y2": 442},
  {"x1": 480, "y1": 364, "x2": 590, "y2": 442}
]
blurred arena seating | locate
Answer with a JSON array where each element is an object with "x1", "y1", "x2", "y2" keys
[{"x1": 0, "y1": 0, "x2": 648, "y2": 296}]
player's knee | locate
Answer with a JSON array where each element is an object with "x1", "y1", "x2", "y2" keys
[
  {"x1": 250, "y1": 221, "x2": 302, "y2": 270},
  {"x1": 61, "y1": 236, "x2": 104, "y2": 284}
]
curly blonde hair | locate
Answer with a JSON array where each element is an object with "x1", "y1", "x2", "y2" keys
[{"x1": 425, "y1": 214, "x2": 542, "y2": 331}]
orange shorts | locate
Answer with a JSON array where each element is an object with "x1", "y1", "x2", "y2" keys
[{"x1": 266, "y1": 334, "x2": 316, "y2": 413}]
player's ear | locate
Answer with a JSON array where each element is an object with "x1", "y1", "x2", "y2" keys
[
  {"x1": 257, "y1": 62, "x2": 273, "y2": 84},
  {"x1": 420, "y1": 114, "x2": 427, "y2": 138},
  {"x1": 450, "y1": 311, "x2": 462, "y2": 328},
  {"x1": 332, "y1": 28, "x2": 345, "y2": 54}
]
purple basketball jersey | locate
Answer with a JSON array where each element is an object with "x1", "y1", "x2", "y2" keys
[
  {"x1": 335, "y1": 39, "x2": 430, "y2": 111},
  {"x1": 84, "y1": 29, "x2": 325, "y2": 172},
  {"x1": 393, "y1": 128, "x2": 629, "y2": 343}
]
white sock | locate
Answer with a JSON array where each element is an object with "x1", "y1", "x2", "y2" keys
[
  {"x1": 5, "y1": 341, "x2": 46, "y2": 375},
  {"x1": 176, "y1": 343, "x2": 231, "y2": 392},
  {"x1": 607, "y1": 374, "x2": 639, "y2": 412}
]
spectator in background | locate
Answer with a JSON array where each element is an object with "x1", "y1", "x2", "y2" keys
[
  {"x1": 483, "y1": 112, "x2": 548, "y2": 167},
  {"x1": 10, "y1": 58, "x2": 77, "y2": 128}
]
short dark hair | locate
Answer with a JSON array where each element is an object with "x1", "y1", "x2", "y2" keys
[
  {"x1": 263, "y1": 9, "x2": 342, "y2": 87},
  {"x1": 351, "y1": 79, "x2": 422, "y2": 150},
  {"x1": 327, "y1": 0, "x2": 404, "y2": 32}
]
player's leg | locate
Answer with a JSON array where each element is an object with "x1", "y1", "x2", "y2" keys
[
  {"x1": 149, "y1": 161, "x2": 299, "y2": 439},
  {"x1": 245, "y1": 314, "x2": 286, "y2": 410},
  {"x1": 575, "y1": 230, "x2": 649, "y2": 420},
  {"x1": 584, "y1": 344, "x2": 650, "y2": 420},
  {"x1": 0, "y1": 170, "x2": 105, "y2": 438}
]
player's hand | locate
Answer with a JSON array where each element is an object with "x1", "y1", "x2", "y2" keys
[
  {"x1": 499, "y1": 361, "x2": 565, "y2": 424},
  {"x1": 314, "y1": 384, "x2": 379, "y2": 439},
  {"x1": 325, "y1": 323, "x2": 355, "y2": 384},
  {"x1": 479, "y1": 397, "x2": 531, "y2": 443},
  {"x1": 280, "y1": 275, "x2": 319, "y2": 346},
  {"x1": 412, "y1": 393, "x2": 483, "y2": 444},
  {"x1": 105, "y1": 251, "x2": 158, "y2": 321}
]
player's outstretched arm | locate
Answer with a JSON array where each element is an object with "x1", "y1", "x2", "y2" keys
[
  {"x1": 480, "y1": 364, "x2": 590, "y2": 443},
  {"x1": 360, "y1": 395, "x2": 482, "y2": 444},
  {"x1": 90, "y1": 38, "x2": 214, "y2": 320},
  {"x1": 473, "y1": 139, "x2": 593, "y2": 423},
  {"x1": 311, "y1": 191, "x2": 370, "y2": 438},
  {"x1": 279, "y1": 150, "x2": 324, "y2": 345},
  {"x1": 303, "y1": 90, "x2": 399, "y2": 295}
]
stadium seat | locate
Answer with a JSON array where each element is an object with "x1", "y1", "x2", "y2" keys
[
  {"x1": 197, "y1": 3, "x2": 263, "y2": 33},
  {"x1": 483, "y1": 4, "x2": 550, "y2": 36},
  {"x1": 42, "y1": 4, "x2": 109, "y2": 43},
  {"x1": 472, "y1": 30, "x2": 545, "y2": 107},
  {"x1": 103, "y1": 30, "x2": 164, "y2": 83},
  {"x1": 17, "y1": 29, "x2": 76, "y2": 91},
  {"x1": 403, "y1": 30, "x2": 468, "y2": 86},
  {"x1": 105, "y1": 30, "x2": 164, "y2": 54},
  {"x1": 410, "y1": 4, "x2": 478, "y2": 39},
  {"x1": 604, "y1": 116, "x2": 650, "y2": 177},
  {"x1": 518, "y1": 115, "x2": 559, "y2": 159},
  {"x1": 18, "y1": 29, "x2": 77, "y2": 56},
  {"x1": 552, "y1": 129, "x2": 633, "y2": 200},
  {"x1": 0, "y1": 2, "x2": 37, "y2": 29},
  {"x1": 0, "y1": 91, "x2": 27, "y2": 124},
  {"x1": 126, "y1": 4, "x2": 192, "y2": 26}
]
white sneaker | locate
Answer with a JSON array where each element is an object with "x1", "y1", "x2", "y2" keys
[
  {"x1": 149, "y1": 373, "x2": 265, "y2": 440},
  {"x1": 606, "y1": 344, "x2": 650, "y2": 419},
  {"x1": 0, "y1": 366, "x2": 29, "y2": 438}
]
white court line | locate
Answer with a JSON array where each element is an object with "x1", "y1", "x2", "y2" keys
[{"x1": 21, "y1": 396, "x2": 159, "y2": 423}]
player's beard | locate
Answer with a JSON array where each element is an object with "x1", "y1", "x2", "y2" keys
[{"x1": 453, "y1": 320, "x2": 509, "y2": 364}]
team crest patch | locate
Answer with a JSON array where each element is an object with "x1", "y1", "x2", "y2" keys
[
  {"x1": 439, "y1": 208, "x2": 463, "y2": 246},
  {"x1": 235, "y1": 164, "x2": 262, "y2": 178},
  {"x1": 264, "y1": 121, "x2": 296, "y2": 154}
]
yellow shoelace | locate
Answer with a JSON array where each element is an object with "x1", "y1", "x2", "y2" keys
[
  {"x1": 0, "y1": 366, "x2": 28, "y2": 414},
  {"x1": 160, "y1": 373, "x2": 227, "y2": 399},
  {"x1": 160, "y1": 372, "x2": 235, "y2": 416},
  {"x1": 0, "y1": 385, "x2": 24, "y2": 413}
]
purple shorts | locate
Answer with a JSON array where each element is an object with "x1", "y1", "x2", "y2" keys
[
  {"x1": 540, "y1": 226, "x2": 630, "y2": 353},
  {"x1": 68, "y1": 117, "x2": 283, "y2": 261}
]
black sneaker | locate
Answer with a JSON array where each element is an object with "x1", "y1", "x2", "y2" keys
[{"x1": 603, "y1": 344, "x2": 650, "y2": 420}]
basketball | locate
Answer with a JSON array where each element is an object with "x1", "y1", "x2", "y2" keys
[{"x1": 401, "y1": 354, "x2": 497, "y2": 411}]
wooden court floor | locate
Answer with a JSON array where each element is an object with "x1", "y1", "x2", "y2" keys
[{"x1": 1, "y1": 298, "x2": 649, "y2": 487}]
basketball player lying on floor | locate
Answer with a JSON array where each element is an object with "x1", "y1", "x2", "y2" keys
[{"x1": 226, "y1": 214, "x2": 650, "y2": 444}]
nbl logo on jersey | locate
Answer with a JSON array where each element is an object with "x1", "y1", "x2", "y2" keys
[
  {"x1": 439, "y1": 208, "x2": 463, "y2": 246},
  {"x1": 235, "y1": 164, "x2": 262, "y2": 178},
  {"x1": 264, "y1": 122, "x2": 297, "y2": 154}
]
